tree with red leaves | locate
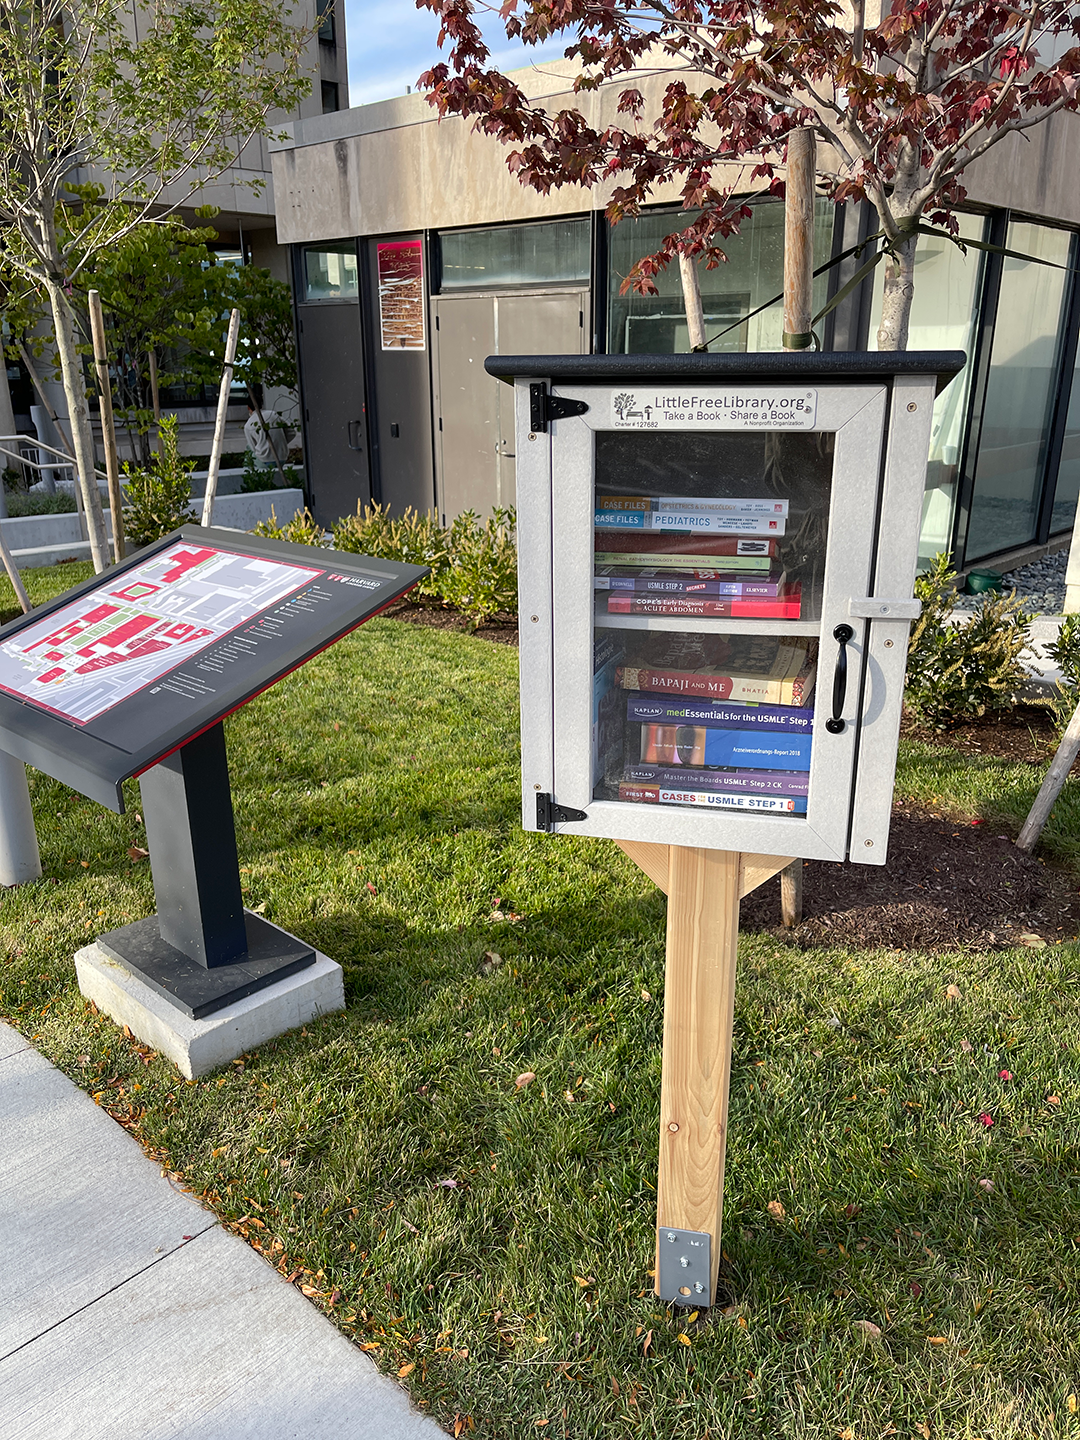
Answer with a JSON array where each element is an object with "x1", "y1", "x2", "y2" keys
[{"x1": 419, "y1": 0, "x2": 1080, "y2": 348}]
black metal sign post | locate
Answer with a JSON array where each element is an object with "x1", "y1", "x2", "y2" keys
[{"x1": 0, "y1": 526, "x2": 427, "y2": 1021}]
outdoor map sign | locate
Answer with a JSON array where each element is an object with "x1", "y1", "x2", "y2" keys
[
  {"x1": 0, "y1": 525, "x2": 427, "y2": 1019},
  {"x1": 0, "y1": 527, "x2": 425, "y2": 810}
]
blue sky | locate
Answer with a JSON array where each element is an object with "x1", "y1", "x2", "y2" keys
[{"x1": 344, "y1": 0, "x2": 567, "y2": 107}]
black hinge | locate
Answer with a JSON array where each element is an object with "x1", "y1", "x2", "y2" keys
[
  {"x1": 536, "y1": 793, "x2": 588, "y2": 832},
  {"x1": 529, "y1": 382, "x2": 590, "y2": 434}
]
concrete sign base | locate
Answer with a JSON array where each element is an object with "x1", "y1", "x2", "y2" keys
[{"x1": 75, "y1": 936, "x2": 345, "y2": 1078}]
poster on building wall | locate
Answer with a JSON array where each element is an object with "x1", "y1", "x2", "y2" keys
[{"x1": 377, "y1": 240, "x2": 426, "y2": 351}]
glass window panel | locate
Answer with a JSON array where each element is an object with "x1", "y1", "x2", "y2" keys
[
  {"x1": 302, "y1": 244, "x2": 359, "y2": 302},
  {"x1": 1050, "y1": 323, "x2": 1080, "y2": 536},
  {"x1": 867, "y1": 214, "x2": 985, "y2": 567},
  {"x1": 607, "y1": 200, "x2": 833, "y2": 354},
  {"x1": 592, "y1": 429, "x2": 830, "y2": 818},
  {"x1": 438, "y1": 221, "x2": 590, "y2": 290},
  {"x1": 965, "y1": 220, "x2": 1071, "y2": 561}
]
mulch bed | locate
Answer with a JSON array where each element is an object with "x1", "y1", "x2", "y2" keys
[
  {"x1": 740, "y1": 800, "x2": 1080, "y2": 950},
  {"x1": 381, "y1": 598, "x2": 519, "y2": 646},
  {"x1": 901, "y1": 704, "x2": 1060, "y2": 765}
]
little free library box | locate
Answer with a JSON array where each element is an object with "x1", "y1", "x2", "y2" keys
[
  {"x1": 489, "y1": 350, "x2": 965, "y2": 1307},
  {"x1": 0, "y1": 527, "x2": 426, "y2": 1025}
]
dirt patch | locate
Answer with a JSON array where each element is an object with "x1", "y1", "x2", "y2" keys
[
  {"x1": 740, "y1": 801, "x2": 1080, "y2": 950},
  {"x1": 901, "y1": 704, "x2": 1059, "y2": 765},
  {"x1": 382, "y1": 599, "x2": 518, "y2": 646}
]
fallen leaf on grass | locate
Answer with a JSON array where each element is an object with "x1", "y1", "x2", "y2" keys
[
  {"x1": 127, "y1": 846, "x2": 149, "y2": 862},
  {"x1": 1047, "y1": 1094, "x2": 1061, "y2": 1107},
  {"x1": 998, "y1": 1069, "x2": 1014, "y2": 1081},
  {"x1": 453, "y1": 1419, "x2": 466, "y2": 1438},
  {"x1": 928, "y1": 1336, "x2": 948, "y2": 1345},
  {"x1": 910, "y1": 1283, "x2": 922, "y2": 1298},
  {"x1": 838, "y1": 1428, "x2": 855, "y2": 1440},
  {"x1": 366, "y1": 882, "x2": 377, "y2": 895},
  {"x1": 358, "y1": 1342, "x2": 381, "y2": 1352},
  {"x1": 978, "y1": 1178, "x2": 995, "y2": 1192},
  {"x1": 685, "y1": 1310, "x2": 699, "y2": 1324},
  {"x1": 1019, "y1": 933, "x2": 1047, "y2": 949},
  {"x1": 437, "y1": 1178, "x2": 458, "y2": 1188},
  {"x1": 574, "y1": 1275, "x2": 595, "y2": 1287},
  {"x1": 642, "y1": 1330, "x2": 654, "y2": 1357},
  {"x1": 853, "y1": 1320, "x2": 881, "y2": 1340},
  {"x1": 960, "y1": 1039, "x2": 973, "y2": 1053},
  {"x1": 534, "y1": 1419, "x2": 550, "y2": 1428},
  {"x1": 1067, "y1": 1394, "x2": 1078, "y2": 1414},
  {"x1": 767, "y1": 1200, "x2": 786, "y2": 1219},
  {"x1": 915, "y1": 1423, "x2": 931, "y2": 1439},
  {"x1": 515, "y1": 1072, "x2": 536, "y2": 1089},
  {"x1": 979, "y1": 1113, "x2": 994, "y2": 1128},
  {"x1": 945, "y1": 984, "x2": 962, "y2": 1001},
  {"x1": 677, "y1": 1334, "x2": 692, "y2": 1347},
  {"x1": 398, "y1": 1362, "x2": 416, "y2": 1377}
]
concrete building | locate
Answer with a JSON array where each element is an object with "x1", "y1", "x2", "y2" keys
[
  {"x1": 269, "y1": 60, "x2": 1080, "y2": 573},
  {"x1": 1, "y1": 0, "x2": 349, "y2": 463}
]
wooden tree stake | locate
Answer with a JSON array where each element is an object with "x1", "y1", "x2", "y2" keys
[
  {"x1": 783, "y1": 128, "x2": 816, "y2": 348},
  {"x1": 1016, "y1": 694, "x2": 1080, "y2": 853},
  {"x1": 780, "y1": 859, "x2": 803, "y2": 927},
  {"x1": 88, "y1": 290, "x2": 126, "y2": 561},
  {"x1": 201, "y1": 308, "x2": 241, "y2": 528},
  {"x1": 678, "y1": 253, "x2": 709, "y2": 353}
]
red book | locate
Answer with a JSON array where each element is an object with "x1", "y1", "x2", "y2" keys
[
  {"x1": 595, "y1": 532, "x2": 779, "y2": 558},
  {"x1": 607, "y1": 588, "x2": 801, "y2": 619}
]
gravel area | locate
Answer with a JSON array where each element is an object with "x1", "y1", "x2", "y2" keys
[{"x1": 952, "y1": 547, "x2": 1069, "y2": 615}]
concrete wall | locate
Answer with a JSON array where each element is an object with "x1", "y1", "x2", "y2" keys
[{"x1": 269, "y1": 58, "x2": 1080, "y2": 244}]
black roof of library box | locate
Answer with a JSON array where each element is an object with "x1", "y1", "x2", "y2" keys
[{"x1": 486, "y1": 350, "x2": 966, "y2": 396}]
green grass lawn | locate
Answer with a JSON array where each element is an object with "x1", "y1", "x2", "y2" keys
[{"x1": 1, "y1": 562, "x2": 1079, "y2": 1439}]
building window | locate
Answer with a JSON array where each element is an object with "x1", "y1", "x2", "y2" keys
[
  {"x1": 437, "y1": 220, "x2": 589, "y2": 291},
  {"x1": 301, "y1": 243, "x2": 358, "y2": 302},
  {"x1": 607, "y1": 200, "x2": 833, "y2": 354},
  {"x1": 317, "y1": 0, "x2": 335, "y2": 43},
  {"x1": 321, "y1": 81, "x2": 340, "y2": 113},
  {"x1": 1051, "y1": 330, "x2": 1080, "y2": 536},
  {"x1": 867, "y1": 214, "x2": 986, "y2": 568},
  {"x1": 965, "y1": 220, "x2": 1072, "y2": 561}
]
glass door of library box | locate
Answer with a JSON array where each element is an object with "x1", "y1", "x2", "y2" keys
[{"x1": 546, "y1": 383, "x2": 889, "y2": 863}]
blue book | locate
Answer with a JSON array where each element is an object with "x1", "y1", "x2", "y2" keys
[
  {"x1": 628, "y1": 695, "x2": 813, "y2": 733},
  {"x1": 640, "y1": 722, "x2": 812, "y2": 771}
]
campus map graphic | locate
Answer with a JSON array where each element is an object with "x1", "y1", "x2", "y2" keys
[{"x1": 0, "y1": 543, "x2": 323, "y2": 724}]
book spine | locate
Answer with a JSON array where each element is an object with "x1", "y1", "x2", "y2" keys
[
  {"x1": 599, "y1": 496, "x2": 789, "y2": 517},
  {"x1": 594, "y1": 510, "x2": 786, "y2": 536},
  {"x1": 619, "y1": 782, "x2": 807, "y2": 813},
  {"x1": 597, "y1": 575, "x2": 786, "y2": 597},
  {"x1": 617, "y1": 666, "x2": 814, "y2": 706},
  {"x1": 594, "y1": 552, "x2": 774, "y2": 571},
  {"x1": 607, "y1": 594, "x2": 801, "y2": 618},
  {"x1": 639, "y1": 723, "x2": 811, "y2": 770},
  {"x1": 596, "y1": 533, "x2": 778, "y2": 556},
  {"x1": 626, "y1": 697, "x2": 814, "y2": 731},
  {"x1": 625, "y1": 765, "x2": 810, "y2": 795}
]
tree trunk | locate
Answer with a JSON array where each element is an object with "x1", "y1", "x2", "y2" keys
[
  {"x1": 678, "y1": 254, "x2": 708, "y2": 352},
  {"x1": 44, "y1": 279, "x2": 111, "y2": 571},
  {"x1": 876, "y1": 233, "x2": 917, "y2": 352}
]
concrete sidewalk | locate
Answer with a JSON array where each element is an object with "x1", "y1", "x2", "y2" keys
[{"x1": 0, "y1": 1021, "x2": 445, "y2": 1440}]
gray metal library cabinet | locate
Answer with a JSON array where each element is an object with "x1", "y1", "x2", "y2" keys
[{"x1": 488, "y1": 351, "x2": 964, "y2": 1307}]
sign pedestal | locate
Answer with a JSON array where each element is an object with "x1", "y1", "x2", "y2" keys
[
  {"x1": 0, "y1": 749, "x2": 41, "y2": 886},
  {"x1": 618, "y1": 841, "x2": 791, "y2": 1307},
  {"x1": 95, "y1": 723, "x2": 315, "y2": 1020}
]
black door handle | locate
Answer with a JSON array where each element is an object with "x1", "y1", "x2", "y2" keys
[
  {"x1": 347, "y1": 420, "x2": 362, "y2": 451},
  {"x1": 825, "y1": 623, "x2": 854, "y2": 734}
]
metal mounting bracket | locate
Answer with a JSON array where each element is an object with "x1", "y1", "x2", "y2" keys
[
  {"x1": 848, "y1": 597, "x2": 922, "y2": 620},
  {"x1": 529, "y1": 383, "x2": 590, "y2": 433},
  {"x1": 535, "y1": 793, "x2": 588, "y2": 833},
  {"x1": 657, "y1": 1226, "x2": 712, "y2": 1307}
]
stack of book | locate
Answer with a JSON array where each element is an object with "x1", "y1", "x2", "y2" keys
[
  {"x1": 597, "y1": 634, "x2": 818, "y2": 815},
  {"x1": 594, "y1": 493, "x2": 797, "y2": 619}
]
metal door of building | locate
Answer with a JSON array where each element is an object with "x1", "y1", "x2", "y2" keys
[
  {"x1": 432, "y1": 290, "x2": 586, "y2": 520},
  {"x1": 296, "y1": 301, "x2": 370, "y2": 526}
]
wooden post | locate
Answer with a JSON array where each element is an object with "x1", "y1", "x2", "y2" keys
[
  {"x1": 201, "y1": 308, "x2": 241, "y2": 528},
  {"x1": 0, "y1": 521, "x2": 31, "y2": 613},
  {"x1": 780, "y1": 859, "x2": 803, "y2": 927},
  {"x1": 87, "y1": 291, "x2": 126, "y2": 562},
  {"x1": 656, "y1": 846, "x2": 741, "y2": 1299},
  {"x1": 1016, "y1": 694, "x2": 1080, "y2": 852},
  {"x1": 148, "y1": 349, "x2": 164, "y2": 457},
  {"x1": 783, "y1": 128, "x2": 816, "y2": 349}
]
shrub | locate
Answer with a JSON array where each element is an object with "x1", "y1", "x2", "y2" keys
[
  {"x1": 332, "y1": 503, "x2": 448, "y2": 600},
  {"x1": 239, "y1": 448, "x2": 302, "y2": 493},
  {"x1": 1044, "y1": 611, "x2": 1080, "y2": 735},
  {"x1": 905, "y1": 552, "x2": 1032, "y2": 729},
  {"x1": 3, "y1": 492, "x2": 78, "y2": 517},
  {"x1": 435, "y1": 507, "x2": 518, "y2": 628},
  {"x1": 251, "y1": 505, "x2": 328, "y2": 548},
  {"x1": 121, "y1": 415, "x2": 196, "y2": 549}
]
